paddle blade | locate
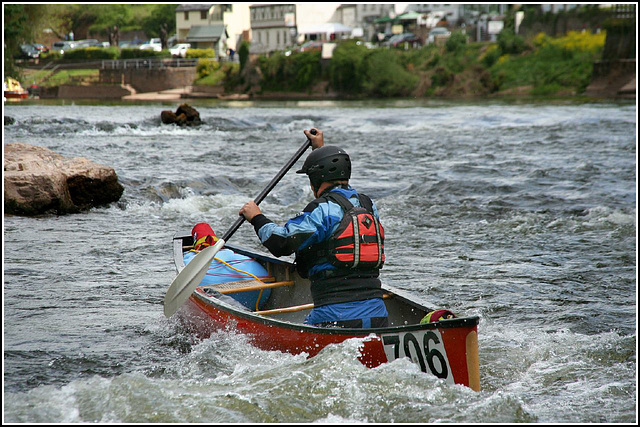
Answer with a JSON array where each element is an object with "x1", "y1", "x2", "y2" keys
[{"x1": 163, "y1": 239, "x2": 225, "y2": 318}]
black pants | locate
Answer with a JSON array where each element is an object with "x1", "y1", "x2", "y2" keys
[{"x1": 315, "y1": 316, "x2": 389, "y2": 329}]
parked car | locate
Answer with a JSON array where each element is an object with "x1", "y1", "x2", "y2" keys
[
  {"x1": 51, "y1": 41, "x2": 77, "y2": 54},
  {"x1": 18, "y1": 44, "x2": 40, "y2": 59},
  {"x1": 32, "y1": 43, "x2": 49, "y2": 54},
  {"x1": 384, "y1": 33, "x2": 422, "y2": 48},
  {"x1": 427, "y1": 27, "x2": 451, "y2": 44},
  {"x1": 169, "y1": 43, "x2": 191, "y2": 58},
  {"x1": 76, "y1": 39, "x2": 103, "y2": 48},
  {"x1": 139, "y1": 38, "x2": 162, "y2": 52},
  {"x1": 300, "y1": 40, "x2": 323, "y2": 52}
]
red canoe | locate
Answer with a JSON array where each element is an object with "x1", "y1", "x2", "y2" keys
[{"x1": 172, "y1": 232, "x2": 481, "y2": 391}]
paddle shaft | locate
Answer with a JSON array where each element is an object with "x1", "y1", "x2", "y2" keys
[
  {"x1": 164, "y1": 132, "x2": 314, "y2": 318},
  {"x1": 222, "y1": 133, "x2": 314, "y2": 241}
]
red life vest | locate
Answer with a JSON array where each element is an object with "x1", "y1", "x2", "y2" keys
[{"x1": 317, "y1": 192, "x2": 385, "y2": 270}]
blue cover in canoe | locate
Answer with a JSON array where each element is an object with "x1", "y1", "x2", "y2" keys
[{"x1": 184, "y1": 248, "x2": 272, "y2": 310}]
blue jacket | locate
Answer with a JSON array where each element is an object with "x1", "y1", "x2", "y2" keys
[
  {"x1": 250, "y1": 185, "x2": 388, "y2": 324},
  {"x1": 251, "y1": 185, "x2": 379, "y2": 276}
]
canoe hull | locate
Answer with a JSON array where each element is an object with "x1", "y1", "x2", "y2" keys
[
  {"x1": 178, "y1": 284, "x2": 480, "y2": 390},
  {"x1": 172, "y1": 232, "x2": 480, "y2": 391}
]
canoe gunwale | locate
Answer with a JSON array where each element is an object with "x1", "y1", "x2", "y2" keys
[
  {"x1": 173, "y1": 230, "x2": 479, "y2": 336},
  {"x1": 190, "y1": 286, "x2": 480, "y2": 336}
]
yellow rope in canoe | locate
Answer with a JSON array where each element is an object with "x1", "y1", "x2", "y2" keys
[{"x1": 188, "y1": 249, "x2": 266, "y2": 310}]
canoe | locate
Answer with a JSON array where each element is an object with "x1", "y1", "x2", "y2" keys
[{"x1": 172, "y1": 231, "x2": 481, "y2": 391}]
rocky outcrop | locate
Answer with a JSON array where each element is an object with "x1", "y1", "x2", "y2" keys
[
  {"x1": 160, "y1": 103, "x2": 202, "y2": 126},
  {"x1": 4, "y1": 143, "x2": 124, "y2": 216}
]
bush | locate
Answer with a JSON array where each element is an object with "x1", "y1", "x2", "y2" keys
[
  {"x1": 196, "y1": 58, "x2": 220, "y2": 79},
  {"x1": 497, "y1": 29, "x2": 527, "y2": 55},
  {"x1": 328, "y1": 40, "x2": 369, "y2": 94},
  {"x1": 40, "y1": 51, "x2": 63, "y2": 61},
  {"x1": 361, "y1": 49, "x2": 418, "y2": 97},
  {"x1": 289, "y1": 51, "x2": 322, "y2": 91},
  {"x1": 258, "y1": 50, "x2": 323, "y2": 92},
  {"x1": 119, "y1": 48, "x2": 170, "y2": 59},
  {"x1": 63, "y1": 47, "x2": 119, "y2": 60},
  {"x1": 186, "y1": 48, "x2": 216, "y2": 59},
  {"x1": 445, "y1": 31, "x2": 467, "y2": 52},
  {"x1": 489, "y1": 30, "x2": 605, "y2": 94},
  {"x1": 196, "y1": 62, "x2": 238, "y2": 86},
  {"x1": 481, "y1": 44, "x2": 502, "y2": 68}
]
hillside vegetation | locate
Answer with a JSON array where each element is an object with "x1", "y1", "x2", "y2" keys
[{"x1": 231, "y1": 30, "x2": 607, "y2": 99}]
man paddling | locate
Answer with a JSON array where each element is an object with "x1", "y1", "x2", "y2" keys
[{"x1": 239, "y1": 128, "x2": 388, "y2": 328}]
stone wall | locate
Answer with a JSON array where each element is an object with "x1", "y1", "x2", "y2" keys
[
  {"x1": 100, "y1": 67, "x2": 197, "y2": 93},
  {"x1": 55, "y1": 84, "x2": 132, "y2": 99}
]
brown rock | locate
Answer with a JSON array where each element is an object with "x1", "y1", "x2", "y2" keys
[
  {"x1": 161, "y1": 110, "x2": 177, "y2": 124},
  {"x1": 4, "y1": 143, "x2": 124, "y2": 216},
  {"x1": 160, "y1": 103, "x2": 202, "y2": 126}
]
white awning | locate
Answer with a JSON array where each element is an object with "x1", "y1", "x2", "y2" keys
[{"x1": 298, "y1": 23, "x2": 353, "y2": 35}]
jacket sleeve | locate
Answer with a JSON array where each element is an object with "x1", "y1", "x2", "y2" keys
[{"x1": 249, "y1": 200, "x2": 343, "y2": 257}]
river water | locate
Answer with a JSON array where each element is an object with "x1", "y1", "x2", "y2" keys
[{"x1": 3, "y1": 99, "x2": 637, "y2": 423}]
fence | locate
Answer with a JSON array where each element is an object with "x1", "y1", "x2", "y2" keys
[{"x1": 101, "y1": 58, "x2": 199, "y2": 70}]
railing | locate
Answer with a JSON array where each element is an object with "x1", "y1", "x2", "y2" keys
[
  {"x1": 101, "y1": 58, "x2": 199, "y2": 70},
  {"x1": 612, "y1": 3, "x2": 636, "y2": 19}
]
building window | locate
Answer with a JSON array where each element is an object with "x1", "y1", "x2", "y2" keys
[
  {"x1": 201, "y1": 10, "x2": 207, "y2": 20},
  {"x1": 184, "y1": 11, "x2": 188, "y2": 21}
]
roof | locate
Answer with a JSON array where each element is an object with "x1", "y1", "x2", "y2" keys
[
  {"x1": 375, "y1": 11, "x2": 423, "y2": 24},
  {"x1": 397, "y1": 11, "x2": 423, "y2": 20},
  {"x1": 374, "y1": 16, "x2": 396, "y2": 24},
  {"x1": 185, "y1": 25, "x2": 227, "y2": 42},
  {"x1": 176, "y1": 4, "x2": 213, "y2": 12}
]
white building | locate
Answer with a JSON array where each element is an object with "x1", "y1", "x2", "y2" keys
[
  {"x1": 249, "y1": 4, "x2": 298, "y2": 54},
  {"x1": 249, "y1": 3, "x2": 396, "y2": 54},
  {"x1": 175, "y1": 4, "x2": 251, "y2": 58},
  {"x1": 334, "y1": 3, "x2": 395, "y2": 41},
  {"x1": 223, "y1": 4, "x2": 251, "y2": 52}
]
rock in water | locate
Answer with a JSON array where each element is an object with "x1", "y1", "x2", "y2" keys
[
  {"x1": 4, "y1": 143, "x2": 124, "y2": 216},
  {"x1": 161, "y1": 103, "x2": 202, "y2": 126}
]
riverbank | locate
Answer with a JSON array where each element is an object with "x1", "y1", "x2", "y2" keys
[
  {"x1": 115, "y1": 77, "x2": 634, "y2": 102},
  {"x1": 20, "y1": 31, "x2": 634, "y2": 103}
]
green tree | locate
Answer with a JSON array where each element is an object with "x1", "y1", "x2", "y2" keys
[
  {"x1": 141, "y1": 4, "x2": 177, "y2": 48},
  {"x1": 4, "y1": 4, "x2": 50, "y2": 79},
  {"x1": 54, "y1": 4, "x2": 99, "y2": 40},
  {"x1": 89, "y1": 4, "x2": 134, "y2": 35},
  {"x1": 238, "y1": 41, "x2": 250, "y2": 70}
]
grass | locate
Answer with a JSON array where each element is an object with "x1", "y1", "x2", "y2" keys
[
  {"x1": 23, "y1": 68, "x2": 99, "y2": 87},
  {"x1": 194, "y1": 61, "x2": 239, "y2": 86}
]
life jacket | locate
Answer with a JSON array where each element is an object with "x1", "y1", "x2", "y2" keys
[{"x1": 303, "y1": 191, "x2": 385, "y2": 273}]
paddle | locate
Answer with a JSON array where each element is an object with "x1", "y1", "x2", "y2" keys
[{"x1": 163, "y1": 131, "x2": 315, "y2": 318}]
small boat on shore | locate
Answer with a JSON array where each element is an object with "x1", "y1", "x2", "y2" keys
[
  {"x1": 172, "y1": 231, "x2": 481, "y2": 391},
  {"x1": 4, "y1": 77, "x2": 29, "y2": 100}
]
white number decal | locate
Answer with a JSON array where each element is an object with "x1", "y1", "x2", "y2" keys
[{"x1": 381, "y1": 330, "x2": 453, "y2": 382}]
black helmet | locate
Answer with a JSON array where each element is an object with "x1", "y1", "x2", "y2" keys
[{"x1": 296, "y1": 146, "x2": 351, "y2": 189}]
